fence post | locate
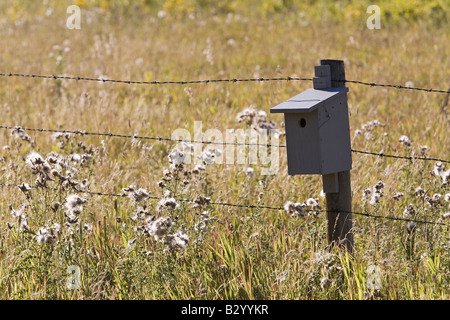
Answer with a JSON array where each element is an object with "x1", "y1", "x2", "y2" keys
[{"x1": 320, "y1": 59, "x2": 354, "y2": 253}]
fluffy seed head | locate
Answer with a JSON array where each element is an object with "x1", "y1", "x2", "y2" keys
[
  {"x1": 399, "y1": 135, "x2": 412, "y2": 147},
  {"x1": 166, "y1": 230, "x2": 189, "y2": 250},
  {"x1": 169, "y1": 148, "x2": 186, "y2": 166},
  {"x1": 36, "y1": 227, "x2": 57, "y2": 244},
  {"x1": 157, "y1": 195, "x2": 179, "y2": 212},
  {"x1": 65, "y1": 194, "x2": 87, "y2": 214},
  {"x1": 284, "y1": 201, "x2": 306, "y2": 217},
  {"x1": 415, "y1": 187, "x2": 425, "y2": 197},
  {"x1": 123, "y1": 185, "x2": 150, "y2": 202},
  {"x1": 11, "y1": 126, "x2": 31, "y2": 142},
  {"x1": 403, "y1": 204, "x2": 416, "y2": 217},
  {"x1": 145, "y1": 217, "x2": 174, "y2": 241},
  {"x1": 392, "y1": 192, "x2": 404, "y2": 200}
]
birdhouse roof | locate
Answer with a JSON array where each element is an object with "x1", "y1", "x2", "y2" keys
[{"x1": 270, "y1": 87, "x2": 349, "y2": 113}]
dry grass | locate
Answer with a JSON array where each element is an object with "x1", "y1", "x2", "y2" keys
[{"x1": 0, "y1": 0, "x2": 449, "y2": 299}]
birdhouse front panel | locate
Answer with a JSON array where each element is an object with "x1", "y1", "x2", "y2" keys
[
  {"x1": 271, "y1": 87, "x2": 351, "y2": 175},
  {"x1": 284, "y1": 111, "x2": 321, "y2": 175}
]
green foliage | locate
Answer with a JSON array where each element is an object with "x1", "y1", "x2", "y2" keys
[{"x1": 1, "y1": 0, "x2": 448, "y2": 25}]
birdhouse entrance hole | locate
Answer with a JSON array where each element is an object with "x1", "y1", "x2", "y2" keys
[{"x1": 299, "y1": 118, "x2": 307, "y2": 128}]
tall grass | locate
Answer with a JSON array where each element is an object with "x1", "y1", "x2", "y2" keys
[{"x1": 0, "y1": 1, "x2": 449, "y2": 299}]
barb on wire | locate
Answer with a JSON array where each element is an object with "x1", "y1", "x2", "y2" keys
[{"x1": 1, "y1": 182, "x2": 446, "y2": 226}]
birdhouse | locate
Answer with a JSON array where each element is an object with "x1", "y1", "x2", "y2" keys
[{"x1": 270, "y1": 64, "x2": 352, "y2": 175}]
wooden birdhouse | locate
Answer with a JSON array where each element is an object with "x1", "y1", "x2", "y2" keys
[{"x1": 270, "y1": 64, "x2": 352, "y2": 176}]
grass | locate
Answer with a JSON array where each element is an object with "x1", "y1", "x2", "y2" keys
[{"x1": 0, "y1": 0, "x2": 449, "y2": 299}]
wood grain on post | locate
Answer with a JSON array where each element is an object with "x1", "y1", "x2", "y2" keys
[{"x1": 320, "y1": 59, "x2": 354, "y2": 253}]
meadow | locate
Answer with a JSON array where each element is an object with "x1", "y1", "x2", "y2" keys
[{"x1": 0, "y1": 0, "x2": 449, "y2": 299}]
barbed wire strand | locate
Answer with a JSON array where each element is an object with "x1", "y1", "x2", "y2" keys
[
  {"x1": 341, "y1": 79, "x2": 450, "y2": 94},
  {"x1": 1, "y1": 125, "x2": 282, "y2": 148},
  {"x1": 1, "y1": 72, "x2": 449, "y2": 94},
  {"x1": 1, "y1": 183, "x2": 446, "y2": 226},
  {"x1": 351, "y1": 149, "x2": 450, "y2": 164},
  {"x1": 0, "y1": 73, "x2": 312, "y2": 85},
  {"x1": 2, "y1": 125, "x2": 449, "y2": 163},
  {"x1": 57, "y1": 190, "x2": 450, "y2": 226}
]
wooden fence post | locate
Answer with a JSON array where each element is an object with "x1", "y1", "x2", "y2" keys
[{"x1": 320, "y1": 59, "x2": 354, "y2": 253}]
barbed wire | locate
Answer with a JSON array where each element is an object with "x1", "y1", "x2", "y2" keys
[
  {"x1": 341, "y1": 79, "x2": 450, "y2": 94},
  {"x1": 1, "y1": 72, "x2": 450, "y2": 94},
  {"x1": 340, "y1": 210, "x2": 446, "y2": 226},
  {"x1": 1, "y1": 182, "x2": 446, "y2": 226},
  {"x1": 2, "y1": 125, "x2": 449, "y2": 164},
  {"x1": 0, "y1": 125, "x2": 282, "y2": 148},
  {"x1": 54, "y1": 190, "x2": 450, "y2": 226},
  {"x1": 78, "y1": 189, "x2": 287, "y2": 210},
  {"x1": 0, "y1": 73, "x2": 312, "y2": 85},
  {"x1": 351, "y1": 149, "x2": 450, "y2": 164}
]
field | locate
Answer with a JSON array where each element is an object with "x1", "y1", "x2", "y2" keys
[{"x1": 0, "y1": 0, "x2": 449, "y2": 300}]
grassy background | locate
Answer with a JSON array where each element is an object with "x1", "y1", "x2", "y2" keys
[{"x1": 0, "y1": 0, "x2": 449, "y2": 299}]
